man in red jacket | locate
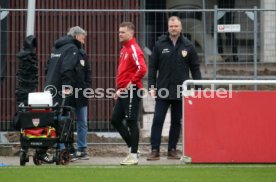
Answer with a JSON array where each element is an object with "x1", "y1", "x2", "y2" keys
[{"x1": 111, "y1": 22, "x2": 147, "y2": 165}]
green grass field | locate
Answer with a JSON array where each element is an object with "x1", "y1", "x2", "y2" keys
[{"x1": 1, "y1": 165, "x2": 276, "y2": 182}]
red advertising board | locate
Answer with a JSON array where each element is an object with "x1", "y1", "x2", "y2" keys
[{"x1": 184, "y1": 91, "x2": 276, "y2": 163}]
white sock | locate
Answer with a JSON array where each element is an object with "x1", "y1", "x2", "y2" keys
[{"x1": 131, "y1": 153, "x2": 138, "y2": 160}]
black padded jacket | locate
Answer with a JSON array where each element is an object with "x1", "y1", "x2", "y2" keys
[{"x1": 148, "y1": 33, "x2": 202, "y2": 100}]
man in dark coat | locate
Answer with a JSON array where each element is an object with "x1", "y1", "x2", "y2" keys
[
  {"x1": 147, "y1": 16, "x2": 202, "y2": 160},
  {"x1": 45, "y1": 26, "x2": 91, "y2": 162}
]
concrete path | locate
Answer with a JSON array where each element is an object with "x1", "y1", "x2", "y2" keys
[{"x1": 0, "y1": 156, "x2": 183, "y2": 166}]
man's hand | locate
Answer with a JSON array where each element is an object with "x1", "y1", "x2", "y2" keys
[
  {"x1": 114, "y1": 89, "x2": 121, "y2": 100},
  {"x1": 114, "y1": 82, "x2": 134, "y2": 100},
  {"x1": 62, "y1": 88, "x2": 72, "y2": 96},
  {"x1": 149, "y1": 89, "x2": 156, "y2": 97},
  {"x1": 114, "y1": 88, "x2": 127, "y2": 100}
]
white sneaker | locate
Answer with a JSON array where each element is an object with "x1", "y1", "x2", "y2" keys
[
  {"x1": 120, "y1": 154, "x2": 138, "y2": 165},
  {"x1": 137, "y1": 150, "x2": 140, "y2": 158}
]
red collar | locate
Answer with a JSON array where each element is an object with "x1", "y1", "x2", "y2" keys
[{"x1": 122, "y1": 37, "x2": 136, "y2": 47}]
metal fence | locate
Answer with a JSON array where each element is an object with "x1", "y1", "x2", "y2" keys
[{"x1": 1, "y1": 3, "x2": 276, "y2": 132}]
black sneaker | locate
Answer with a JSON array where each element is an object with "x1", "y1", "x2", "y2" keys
[
  {"x1": 69, "y1": 147, "x2": 76, "y2": 160},
  {"x1": 70, "y1": 153, "x2": 79, "y2": 162},
  {"x1": 70, "y1": 151, "x2": 89, "y2": 161},
  {"x1": 75, "y1": 151, "x2": 90, "y2": 160},
  {"x1": 40, "y1": 153, "x2": 52, "y2": 163}
]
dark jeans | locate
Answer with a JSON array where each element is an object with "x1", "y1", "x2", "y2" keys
[
  {"x1": 75, "y1": 106, "x2": 88, "y2": 150},
  {"x1": 111, "y1": 87, "x2": 140, "y2": 153},
  {"x1": 150, "y1": 99, "x2": 182, "y2": 151}
]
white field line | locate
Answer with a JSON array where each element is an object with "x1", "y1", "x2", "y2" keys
[{"x1": 2, "y1": 164, "x2": 276, "y2": 169}]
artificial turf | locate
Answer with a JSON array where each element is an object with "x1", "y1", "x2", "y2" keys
[{"x1": 1, "y1": 164, "x2": 276, "y2": 182}]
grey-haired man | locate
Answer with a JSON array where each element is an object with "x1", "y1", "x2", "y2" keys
[{"x1": 45, "y1": 26, "x2": 91, "y2": 162}]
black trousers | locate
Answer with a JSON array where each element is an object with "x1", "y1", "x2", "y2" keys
[
  {"x1": 150, "y1": 99, "x2": 182, "y2": 151},
  {"x1": 111, "y1": 87, "x2": 140, "y2": 153}
]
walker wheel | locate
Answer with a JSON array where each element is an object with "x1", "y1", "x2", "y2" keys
[
  {"x1": 20, "y1": 151, "x2": 27, "y2": 166},
  {"x1": 59, "y1": 149, "x2": 70, "y2": 165},
  {"x1": 33, "y1": 152, "x2": 43, "y2": 166}
]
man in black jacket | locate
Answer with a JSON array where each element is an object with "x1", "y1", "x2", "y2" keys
[
  {"x1": 147, "y1": 16, "x2": 202, "y2": 160},
  {"x1": 71, "y1": 48, "x2": 91, "y2": 160},
  {"x1": 45, "y1": 26, "x2": 91, "y2": 161}
]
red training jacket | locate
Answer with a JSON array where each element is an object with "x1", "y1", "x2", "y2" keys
[{"x1": 116, "y1": 37, "x2": 147, "y2": 89}]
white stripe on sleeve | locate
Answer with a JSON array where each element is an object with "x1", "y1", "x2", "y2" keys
[{"x1": 131, "y1": 45, "x2": 141, "y2": 70}]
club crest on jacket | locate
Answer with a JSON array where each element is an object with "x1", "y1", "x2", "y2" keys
[
  {"x1": 182, "y1": 50, "x2": 188, "y2": 58},
  {"x1": 80, "y1": 59, "x2": 85, "y2": 66}
]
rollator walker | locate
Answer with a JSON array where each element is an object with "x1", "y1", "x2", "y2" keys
[{"x1": 14, "y1": 92, "x2": 75, "y2": 166}]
